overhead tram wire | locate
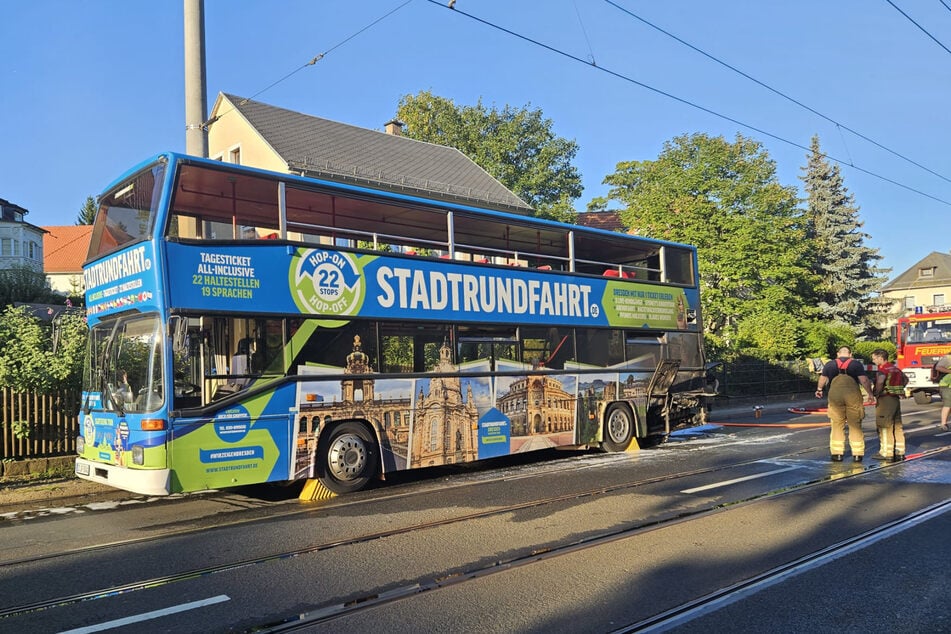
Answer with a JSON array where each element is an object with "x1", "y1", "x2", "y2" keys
[
  {"x1": 427, "y1": 0, "x2": 951, "y2": 208},
  {"x1": 603, "y1": 0, "x2": 951, "y2": 187},
  {"x1": 886, "y1": 0, "x2": 951, "y2": 57},
  {"x1": 201, "y1": 0, "x2": 414, "y2": 130}
]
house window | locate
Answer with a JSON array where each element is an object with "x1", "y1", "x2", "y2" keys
[
  {"x1": 919, "y1": 267, "x2": 936, "y2": 279},
  {"x1": 230, "y1": 147, "x2": 241, "y2": 164},
  {"x1": 904, "y1": 296, "x2": 915, "y2": 310},
  {"x1": 28, "y1": 242, "x2": 35, "y2": 259},
  {"x1": 0, "y1": 239, "x2": 9, "y2": 256},
  {"x1": 934, "y1": 294, "x2": 946, "y2": 307}
]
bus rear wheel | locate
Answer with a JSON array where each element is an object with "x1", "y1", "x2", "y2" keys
[
  {"x1": 317, "y1": 422, "x2": 378, "y2": 494},
  {"x1": 601, "y1": 404, "x2": 634, "y2": 452}
]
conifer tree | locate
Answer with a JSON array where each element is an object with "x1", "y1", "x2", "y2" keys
[
  {"x1": 76, "y1": 195, "x2": 98, "y2": 225},
  {"x1": 800, "y1": 136, "x2": 890, "y2": 338}
]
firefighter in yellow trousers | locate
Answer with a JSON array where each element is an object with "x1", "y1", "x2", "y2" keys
[
  {"x1": 871, "y1": 349, "x2": 907, "y2": 462},
  {"x1": 815, "y1": 346, "x2": 872, "y2": 462}
]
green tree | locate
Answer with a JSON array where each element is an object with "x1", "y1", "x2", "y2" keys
[
  {"x1": 594, "y1": 133, "x2": 814, "y2": 356},
  {"x1": 396, "y1": 91, "x2": 582, "y2": 219},
  {"x1": 0, "y1": 306, "x2": 86, "y2": 390},
  {"x1": 77, "y1": 195, "x2": 98, "y2": 225},
  {"x1": 800, "y1": 136, "x2": 890, "y2": 338}
]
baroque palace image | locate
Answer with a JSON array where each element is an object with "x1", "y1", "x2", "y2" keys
[{"x1": 497, "y1": 374, "x2": 575, "y2": 438}]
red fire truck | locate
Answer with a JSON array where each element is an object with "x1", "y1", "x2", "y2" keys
[{"x1": 893, "y1": 309, "x2": 951, "y2": 403}]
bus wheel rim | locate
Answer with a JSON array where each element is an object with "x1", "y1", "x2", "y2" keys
[
  {"x1": 607, "y1": 409, "x2": 630, "y2": 442},
  {"x1": 327, "y1": 433, "x2": 368, "y2": 481}
]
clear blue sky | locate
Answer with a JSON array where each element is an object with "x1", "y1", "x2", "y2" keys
[{"x1": 2, "y1": 1, "x2": 950, "y2": 279}]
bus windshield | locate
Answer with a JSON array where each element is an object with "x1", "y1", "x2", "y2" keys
[
  {"x1": 87, "y1": 161, "x2": 167, "y2": 260},
  {"x1": 86, "y1": 314, "x2": 166, "y2": 414}
]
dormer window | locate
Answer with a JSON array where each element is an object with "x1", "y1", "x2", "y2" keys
[{"x1": 919, "y1": 267, "x2": 936, "y2": 279}]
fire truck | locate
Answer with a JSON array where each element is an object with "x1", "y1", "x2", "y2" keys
[{"x1": 893, "y1": 308, "x2": 951, "y2": 403}]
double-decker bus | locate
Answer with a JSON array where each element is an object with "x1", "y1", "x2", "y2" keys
[
  {"x1": 76, "y1": 153, "x2": 714, "y2": 495},
  {"x1": 893, "y1": 308, "x2": 951, "y2": 403}
]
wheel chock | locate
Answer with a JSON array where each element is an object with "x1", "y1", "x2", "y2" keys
[
  {"x1": 299, "y1": 479, "x2": 337, "y2": 502},
  {"x1": 626, "y1": 438, "x2": 641, "y2": 453}
]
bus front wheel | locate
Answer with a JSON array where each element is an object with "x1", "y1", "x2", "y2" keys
[
  {"x1": 601, "y1": 404, "x2": 634, "y2": 452},
  {"x1": 316, "y1": 422, "x2": 378, "y2": 494},
  {"x1": 913, "y1": 391, "x2": 932, "y2": 405}
]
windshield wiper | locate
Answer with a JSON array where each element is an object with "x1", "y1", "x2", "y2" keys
[
  {"x1": 82, "y1": 379, "x2": 94, "y2": 415},
  {"x1": 102, "y1": 369, "x2": 125, "y2": 416}
]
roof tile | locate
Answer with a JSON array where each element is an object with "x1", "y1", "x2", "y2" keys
[{"x1": 43, "y1": 225, "x2": 92, "y2": 273}]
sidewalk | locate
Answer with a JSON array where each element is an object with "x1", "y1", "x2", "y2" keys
[{"x1": 0, "y1": 456, "x2": 120, "y2": 512}]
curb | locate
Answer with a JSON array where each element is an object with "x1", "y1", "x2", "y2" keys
[{"x1": 0, "y1": 455, "x2": 75, "y2": 481}]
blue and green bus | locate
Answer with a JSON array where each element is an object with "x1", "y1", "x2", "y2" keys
[{"x1": 76, "y1": 153, "x2": 714, "y2": 495}]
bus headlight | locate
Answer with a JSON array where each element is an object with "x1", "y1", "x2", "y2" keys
[
  {"x1": 76, "y1": 436, "x2": 85, "y2": 454},
  {"x1": 132, "y1": 445, "x2": 145, "y2": 465}
]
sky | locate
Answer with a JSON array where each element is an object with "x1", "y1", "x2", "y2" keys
[{"x1": 2, "y1": 0, "x2": 950, "y2": 280}]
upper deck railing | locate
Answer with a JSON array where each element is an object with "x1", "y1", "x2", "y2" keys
[{"x1": 161, "y1": 156, "x2": 695, "y2": 288}]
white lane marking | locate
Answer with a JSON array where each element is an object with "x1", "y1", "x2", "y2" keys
[
  {"x1": 59, "y1": 595, "x2": 230, "y2": 634},
  {"x1": 681, "y1": 466, "x2": 800, "y2": 494}
]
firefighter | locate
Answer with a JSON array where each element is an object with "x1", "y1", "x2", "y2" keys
[
  {"x1": 815, "y1": 346, "x2": 872, "y2": 462},
  {"x1": 871, "y1": 349, "x2": 907, "y2": 462}
]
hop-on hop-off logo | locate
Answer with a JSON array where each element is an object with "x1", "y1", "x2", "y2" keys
[{"x1": 290, "y1": 249, "x2": 364, "y2": 315}]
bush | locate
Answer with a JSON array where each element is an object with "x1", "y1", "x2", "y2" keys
[
  {"x1": 0, "y1": 306, "x2": 86, "y2": 391},
  {"x1": 852, "y1": 340, "x2": 895, "y2": 363},
  {"x1": 801, "y1": 321, "x2": 856, "y2": 358},
  {"x1": 0, "y1": 265, "x2": 62, "y2": 305}
]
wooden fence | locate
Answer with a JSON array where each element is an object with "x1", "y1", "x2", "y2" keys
[{"x1": 0, "y1": 388, "x2": 79, "y2": 460}]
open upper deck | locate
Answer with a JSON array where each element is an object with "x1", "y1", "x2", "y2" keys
[{"x1": 87, "y1": 153, "x2": 697, "y2": 288}]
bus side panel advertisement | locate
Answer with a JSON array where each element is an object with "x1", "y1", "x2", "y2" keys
[
  {"x1": 165, "y1": 244, "x2": 699, "y2": 331},
  {"x1": 168, "y1": 383, "x2": 297, "y2": 492},
  {"x1": 289, "y1": 340, "x2": 651, "y2": 474},
  {"x1": 85, "y1": 243, "x2": 160, "y2": 320}
]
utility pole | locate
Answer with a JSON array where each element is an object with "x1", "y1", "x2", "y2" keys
[{"x1": 184, "y1": 0, "x2": 208, "y2": 157}]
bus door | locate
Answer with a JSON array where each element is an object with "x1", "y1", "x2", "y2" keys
[
  {"x1": 169, "y1": 315, "x2": 296, "y2": 490},
  {"x1": 171, "y1": 316, "x2": 286, "y2": 408}
]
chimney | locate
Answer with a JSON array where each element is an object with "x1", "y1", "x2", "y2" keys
[{"x1": 384, "y1": 119, "x2": 404, "y2": 136}]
